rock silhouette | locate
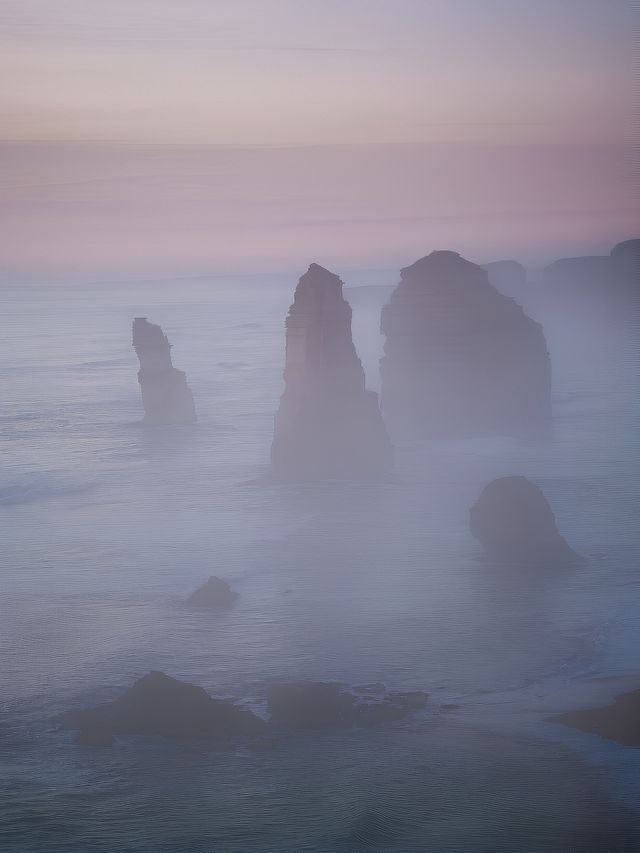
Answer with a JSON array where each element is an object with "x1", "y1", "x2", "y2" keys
[
  {"x1": 483, "y1": 260, "x2": 528, "y2": 301},
  {"x1": 380, "y1": 251, "x2": 551, "y2": 439},
  {"x1": 61, "y1": 671, "x2": 265, "y2": 745},
  {"x1": 470, "y1": 476, "x2": 581, "y2": 567},
  {"x1": 187, "y1": 576, "x2": 238, "y2": 608},
  {"x1": 266, "y1": 681, "x2": 427, "y2": 730},
  {"x1": 132, "y1": 317, "x2": 196, "y2": 425},
  {"x1": 548, "y1": 688, "x2": 640, "y2": 746},
  {"x1": 540, "y1": 238, "x2": 640, "y2": 314},
  {"x1": 271, "y1": 263, "x2": 393, "y2": 480}
]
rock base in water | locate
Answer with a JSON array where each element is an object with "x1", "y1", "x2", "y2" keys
[
  {"x1": 132, "y1": 317, "x2": 196, "y2": 425},
  {"x1": 271, "y1": 263, "x2": 393, "y2": 481},
  {"x1": 470, "y1": 476, "x2": 581, "y2": 567},
  {"x1": 61, "y1": 671, "x2": 265, "y2": 744},
  {"x1": 187, "y1": 576, "x2": 238, "y2": 608},
  {"x1": 548, "y1": 688, "x2": 640, "y2": 746},
  {"x1": 266, "y1": 681, "x2": 427, "y2": 730}
]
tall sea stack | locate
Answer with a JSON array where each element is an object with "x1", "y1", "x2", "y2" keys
[
  {"x1": 132, "y1": 318, "x2": 196, "y2": 425},
  {"x1": 271, "y1": 263, "x2": 393, "y2": 480},
  {"x1": 380, "y1": 251, "x2": 551, "y2": 439}
]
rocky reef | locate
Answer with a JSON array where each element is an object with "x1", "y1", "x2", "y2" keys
[
  {"x1": 266, "y1": 681, "x2": 427, "y2": 730},
  {"x1": 62, "y1": 674, "x2": 427, "y2": 745},
  {"x1": 548, "y1": 688, "x2": 640, "y2": 746},
  {"x1": 470, "y1": 476, "x2": 581, "y2": 567},
  {"x1": 132, "y1": 317, "x2": 196, "y2": 425},
  {"x1": 61, "y1": 671, "x2": 265, "y2": 745},
  {"x1": 271, "y1": 263, "x2": 393, "y2": 480},
  {"x1": 187, "y1": 576, "x2": 238, "y2": 608},
  {"x1": 380, "y1": 251, "x2": 551, "y2": 439}
]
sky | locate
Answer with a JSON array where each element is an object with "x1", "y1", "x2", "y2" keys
[{"x1": 0, "y1": 0, "x2": 637, "y2": 277}]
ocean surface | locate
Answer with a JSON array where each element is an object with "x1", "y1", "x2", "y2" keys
[{"x1": 1, "y1": 273, "x2": 640, "y2": 849}]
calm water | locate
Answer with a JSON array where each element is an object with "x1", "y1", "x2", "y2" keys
[{"x1": 1, "y1": 274, "x2": 640, "y2": 849}]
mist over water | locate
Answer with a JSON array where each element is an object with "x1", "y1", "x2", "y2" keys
[{"x1": 1, "y1": 273, "x2": 640, "y2": 848}]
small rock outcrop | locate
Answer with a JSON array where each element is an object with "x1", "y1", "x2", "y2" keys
[
  {"x1": 469, "y1": 476, "x2": 580, "y2": 567},
  {"x1": 132, "y1": 318, "x2": 196, "y2": 425},
  {"x1": 61, "y1": 671, "x2": 264, "y2": 744},
  {"x1": 271, "y1": 263, "x2": 393, "y2": 480},
  {"x1": 548, "y1": 688, "x2": 640, "y2": 746},
  {"x1": 187, "y1": 576, "x2": 238, "y2": 608},
  {"x1": 380, "y1": 251, "x2": 551, "y2": 439},
  {"x1": 266, "y1": 681, "x2": 427, "y2": 730}
]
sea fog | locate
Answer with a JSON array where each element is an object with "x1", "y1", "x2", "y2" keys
[{"x1": 1, "y1": 271, "x2": 640, "y2": 848}]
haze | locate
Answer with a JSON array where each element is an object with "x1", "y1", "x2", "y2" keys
[{"x1": 0, "y1": 0, "x2": 637, "y2": 277}]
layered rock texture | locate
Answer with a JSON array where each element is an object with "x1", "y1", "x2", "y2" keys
[
  {"x1": 548, "y1": 688, "x2": 640, "y2": 746},
  {"x1": 61, "y1": 671, "x2": 265, "y2": 745},
  {"x1": 271, "y1": 263, "x2": 393, "y2": 480},
  {"x1": 187, "y1": 576, "x2": 238, "y2": 608},
  {"x1": 470, "y1": 476, "x2": 581, "y2": 568},
  {"x1": 132, "y1": 317, "x2": 196, "y2": 425},
  {"x1": 380, "y1": 251, "x2": 551, "y2": 439}
]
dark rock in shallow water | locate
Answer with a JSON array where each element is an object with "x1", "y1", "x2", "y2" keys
[
  {"x1": 271, "y1": 263, "x2": 393, "y2": 481},
  {"x1": 62, "y1": 671, "x2": 265, "y2": 743},
  {"x1": 132, "y1": 317, "x2": 196, "y2": 425},
  {"x1": 548, "y1": 688, "x2": 640, "y2": 746},
  {"x1": 470, "y1": 476, "x2": 580, "y2": 567},
  {"x1": 187, "y1": 576, "x2": 238, "y2": 608},
  {"x1": 380, "y1": 251, "x2": 551, "y2": 439},
  {"x1": 266, "y1": 681, "x2": 427, "y2": 730}
]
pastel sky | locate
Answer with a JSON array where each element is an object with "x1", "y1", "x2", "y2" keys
[{"x1": 0, "y1": 0, "x2": 637, "y2": 277}]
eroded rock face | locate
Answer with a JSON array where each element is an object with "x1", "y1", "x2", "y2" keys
[
  {"x1": 271, "y1": 264, "x2": 393, "y2": 480},
  {"x1": 61, "y1": 671, "x2": 264, "y2": 744},
  {"x1": 469, "y1": 476, "x2": 580, "y2": 567},
  {"x1": 548, "y1": 688, "x2": 640, "y2": 746},
  {"x1": 380, "y1": 251, "x2": 551, "y2": 439},
  {"x1": 266, "y1": 681, "x2": 427, "y2": 730},
  {"x1": 132, "y1": 318, "x2": 196, "y2": 425},
  {"x1": 187, "y1": 576, "x2": 238, "y2": 609}
]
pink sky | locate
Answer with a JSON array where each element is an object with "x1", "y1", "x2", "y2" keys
[{"x1": 0, "y1": 0, "x2": 637, "y2": 276}]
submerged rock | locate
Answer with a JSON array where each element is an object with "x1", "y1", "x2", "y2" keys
[
  {"x1": 266, "y1": 681, "x2": 427, "y2": 730},
  {"x1": 548, "y1": 688, "x2": 640, "y2": 746},
  {"x1": 132, "y1": 317, "x2": 196, "y2": 425},
  {"x1": 469, "y1": 476, "x2": 580, "y2": 567},
  {"x1": 62, "y1": 671, "x2": 265, "y2": 744},
  {"x1": 270, "y1": 263, "x2": 393, "y2": 481},
  {"x1": 380, "y1": 251, "x2": 551, "y2": 439},
  {"x1": 187, "y1": 576, "x2": 238, "y2": 608}
]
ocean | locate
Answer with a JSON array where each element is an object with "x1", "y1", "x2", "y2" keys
[{"x1": 1, "y1": 272, "x2": 640, "y2": 849}]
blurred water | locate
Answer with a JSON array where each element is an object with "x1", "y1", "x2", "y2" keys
[{"x1": 1, "y1": 275, "x2": 639, "y2": 848}]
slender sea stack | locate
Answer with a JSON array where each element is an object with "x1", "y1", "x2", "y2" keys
[
  {"x1": 470, "y1": 476, "x2": 581, "y2": 568},
  {"x1": 132, "y1": 318, "x2": 196, "y2": 425},
  {"x1": 380, "y1": 251, "x2": 551, "y2": 439},
  {"x1": 271, "y1": 263, "x2": 393, "y2": 480}
]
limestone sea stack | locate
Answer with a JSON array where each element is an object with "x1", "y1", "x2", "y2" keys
[
  {"x1": 132, "y1": 318, "x2": 196, "y2": 425},
  {"x1": 380, "y1": 251, "x2": 551, "y2": 439},
  {"x1": 271, "y1": 263, "x2": 393, "y2": 480},
  {"x1": 470, "y1": 476, "x2": 581, "y2": 568}
]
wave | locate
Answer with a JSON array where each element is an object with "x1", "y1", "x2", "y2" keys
[{"x1": 0, "y1": 472, "x2": 99, "y2": 506}]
